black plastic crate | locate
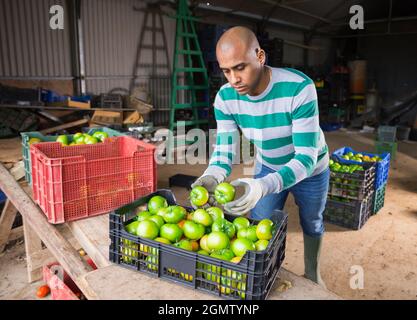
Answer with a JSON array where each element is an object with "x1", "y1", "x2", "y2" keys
[
  {"x1": 324, "y1": 192, "x2": 374, "y2": 230},
  {"x1": 328, "y1": 160, "x2": 376, "y2": 201},
  {"x1": 109, "y1": 189, "x2": 288, "y2": 300},
  {"x1": 99, "y1": 94, "x2": 123, "y2": 109},
  {"x1": 168, "y1": 174, "x2": 198, "y2": 190}
]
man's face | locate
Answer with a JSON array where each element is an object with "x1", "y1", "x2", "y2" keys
[{"x1": 217, "y1": 45, "x2": 264, "y2": 95}]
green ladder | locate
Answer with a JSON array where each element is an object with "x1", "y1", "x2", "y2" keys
[{"x1": 168, "y1": 0, "x2": 209, "y2": 159}]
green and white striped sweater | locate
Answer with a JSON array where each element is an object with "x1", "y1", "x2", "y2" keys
[{"x1": 203, "y1": 67, "x2": 329, "y2": 194}]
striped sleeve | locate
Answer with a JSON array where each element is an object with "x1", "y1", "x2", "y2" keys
[
  {"x1": 260, "y1": 79, "x2": 320, "y2": 193},
  {"x1": 202, "y1": 93, "x2": 239, "y2": 181}
]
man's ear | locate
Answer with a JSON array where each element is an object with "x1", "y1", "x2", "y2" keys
[{"x1": 257, "y1": 48, "x2": 266, "y2": 66}]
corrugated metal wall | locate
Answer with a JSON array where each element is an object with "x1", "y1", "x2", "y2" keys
[
  {"x1": 82, "y1": 0, "x2": 176, "y2": 94},
  {"x1": 0, "y1": 0, "x2": 72, "y2": 79}
]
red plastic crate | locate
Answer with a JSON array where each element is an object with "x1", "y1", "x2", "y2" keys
[
  {"x1": 42, "y1": 263, "x2": 81, "y2": 300},
  {"x1": 31, "y1": 136, "x2": 157, "y2": 224}
]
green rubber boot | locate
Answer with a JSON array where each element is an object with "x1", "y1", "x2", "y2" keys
[{"x1": 303, "y1": 233, "x2": 327, "y2": 289}]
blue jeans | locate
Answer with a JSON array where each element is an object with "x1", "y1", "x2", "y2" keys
[{"x1": 250, "y1": 163, "x2": 330, "y2": 238}]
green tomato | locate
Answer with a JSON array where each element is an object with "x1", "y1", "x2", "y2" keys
[
  {"x1": 56, "y1": 135, "x2": 69, "y2": 146},
  {"x1": 255, "y1": 239, "x2": 269, "y2": 251},
  {"x1": 84, "y1": 135, "x2": 99, "y2": 144},
  {"x1": 136, "y1": 220, "x2": 159, "y2": 239},
  {"x1": 160, "y1": 224, "x2": 183, "y2": 243},
  {"x1": 206, "y1": 207, "x2": 224, "y2": 222},
  {"x1": 207, "y1": 231, "x2": 230, "y2": 251},
  {"x1": 92, "y1": 131, "x2": 109, "y2": 142},
  {"x1": 231, "y1": 238, "x2": 255, "y2": 257},
  {"x1": 136, "y1": 210, "x2": 153, "y2": 222},
  {"x1": 162, "y1": 206, "x2": 187, "y2": 224},
  {"x1": 147, "y1": 195, "x2": 168, "y2": 215},
  {"x1": 237, "y1": 226, "x2": 258, "y2": 242},
  {"x1": 190, "y1": 186, "x2": 209, "y2": 207},
  {"x1": 147, "y1": 215, "x2": 165, "y2": 228},
  {"x1": 125, "y1": 220, "x2": 139, "y2": 235},
  {"x1": 256, "y1": 219, "x2": 274, "y2": 240},
  {"x1": 183, "y1": 220, "x2": 205, "y2": 240},
  {"x1": 211, "y1": 218, "x2": 236, "y2": 239},
  {"x1": 174, "y1": 239, "x2": 193, "y2": 251},
  {"x1": 214, "y1": 182, "x2": 236, "y2": 205},
  {"x1": 233, "y1": 217, "x2": 250, "y2": 231},
  {"x1": 192, "y1": 209, "x2": 213, "y2": 227}
]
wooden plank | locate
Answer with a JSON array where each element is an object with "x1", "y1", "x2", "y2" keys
[
  {"x1": 78, "y1": 265, "x2": 219, "y2": 300},
  {"x1": 56, "y1": 224, "x2": 82, "y2": 251},
  {"x1": 78, "y1": 265, "x2": 341, "y2": 300},
  {"x1": 10, "y1": 161, "x2": 25, "y2": 181},
  {"x1": 91, "y1": 110, "x2": 123, "y2": 125},
  {"x1": 67, "y1": 214, "x2": 112, "y2": 268},
  {"x1": 0, "y1": 137, "x2": 22, "y2": 163},
  {"x1": 22, "y1": 216, "x2": 45, "y2": 282},
  {"x1": 40, "y1": 118, "x2": 89, "y2": 135},
  {"x1": 8, "y1": 225, "x2": 23, "y2": 242},
  {"x1": 0, "y1": 163, "x2": 92, "y2": 285},
  {"x1": 0, "y1": 200, "x2": 18, "y2": 252},
  {"x1": 29, "y1": 248, "x2": 56, "y2": 274}
]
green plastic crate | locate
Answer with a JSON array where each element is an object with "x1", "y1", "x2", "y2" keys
[
  {"x1": 373, "y1": 183, "x2": 386, "y2": 215},
  {"x1": 375, "y1": 140, "x2": 397, "y2": 160},
  {"x1": 21, "y1": 127, "x2": 125, "y2": 185}
]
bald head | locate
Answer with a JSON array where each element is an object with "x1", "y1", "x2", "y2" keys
[
  {"x1": 215, "y1": 26, "x2": 267, "y2": 96},
  {"x1": 216, "y1": 26, "x2": 260, "y2": 59}
]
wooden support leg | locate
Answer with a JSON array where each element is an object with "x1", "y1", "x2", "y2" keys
[
  {"x1": 22, "y1": 217, "x2": 54, "y2": 283},
  {"x1": 0, "y1": 200, "x2": 18, "y2": 252}
]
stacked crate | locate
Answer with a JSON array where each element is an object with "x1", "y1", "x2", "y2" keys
[
  {"x1": 375, "y1": 126, "x2": 397, "y2": 160},
  {"x1": 325, "y1": 160, "x2": 376, "y2": 230},
  {"x1": 331, "y1": 147, "x2": 391, "y2": 218}
]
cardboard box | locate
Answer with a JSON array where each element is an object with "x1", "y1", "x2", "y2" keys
[
  {"x1": 123, "y1": 111, "x2": 144, "y2": 124},
  {"x1": 91, "y1": 110, "x2": 123, "y2": 125}
]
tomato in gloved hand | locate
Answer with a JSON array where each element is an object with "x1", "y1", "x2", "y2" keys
[{"x1": 214, "y1": 182, "x2": 235, "y2": 204}]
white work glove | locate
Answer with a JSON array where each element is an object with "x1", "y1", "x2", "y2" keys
[
  {"x1": 223, "y1": 178, "x2": 267, "y2": 215},
  {"x1": 223, "y1": 173, "x2": 282, "y2": 215},
  {"x1": 190, "y1": 175, "x2": 223, "y2": 209}
]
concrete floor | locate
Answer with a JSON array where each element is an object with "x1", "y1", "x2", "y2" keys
[{"x1": 1, "y1": 130, "x2": 416, "y2": 300}]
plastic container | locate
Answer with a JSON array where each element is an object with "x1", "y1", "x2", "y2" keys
[
  {"x1": 324, "y1": 192, "x2": 374, "y2": 230},
  {"x1": 320, "y1": 122, "x2": 342, "y2": 132},
  {"x1": 375, "y1": 141, "x2": 397, "y2": 161},
  {"x1": 377, "y1": 126, "x2": 397, "y2": 143},
  {"x1": 328, "y1": 163, "x2": 375, "y2": 201},
  {"x1": 31, "y1": 136, "x2": 156, "y2": 224},
  {"x1": 42, "y1": 262, "x2": 81, "y2": 300},
  {"x1": 21, "y1": 127, "x2": 125, "y2": 185},
  {"x1": 0, "y1": 189, "x2": 7, "y2": 204},
  {"x1": 332, "y1": 146, "x2": 390, "y2": 189},
  {"x1": 373, "y1": 183, "x2": 386, "y2": 215},
  {"x1": 109, "y1": 190, "x2": 288, "y2": 300},
  {"x1": 168, "y1": 174, "x2": 198, "y2": 190},
  {"x1": 396, "y1": 126, "x2": 410, "y2": 141}
]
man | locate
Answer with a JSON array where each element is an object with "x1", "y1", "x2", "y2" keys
[{"x1": 191, "y1": 26, "x2": 329, "y2": 288}]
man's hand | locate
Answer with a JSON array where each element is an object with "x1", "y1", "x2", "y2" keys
[
  {"x1": 223, "y1": 178, "x2": 266, "y2": 215},
  {"x1": 190, "y1": 175, "x2": 221, "y2": 209}
]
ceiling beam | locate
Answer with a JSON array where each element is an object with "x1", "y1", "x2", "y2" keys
[
  {"x1": 196, "y1": 3, "x2": 312, "y2": 31},
  {"x1": 258, "y1": 0, "x2": 332, "y2": 24}
]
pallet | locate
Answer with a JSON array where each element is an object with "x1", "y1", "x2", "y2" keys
[{"x1": 0, "y1": 163, "x2": 341, "y2": 300}]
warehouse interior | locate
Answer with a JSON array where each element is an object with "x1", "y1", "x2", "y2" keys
[{"x1": 0, "y1": 0, "x2": 416, "y2": 301}]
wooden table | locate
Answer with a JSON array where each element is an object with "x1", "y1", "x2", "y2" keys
[{"x1": 0, "y1": 163, "x2": 340, "y2": 300}]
